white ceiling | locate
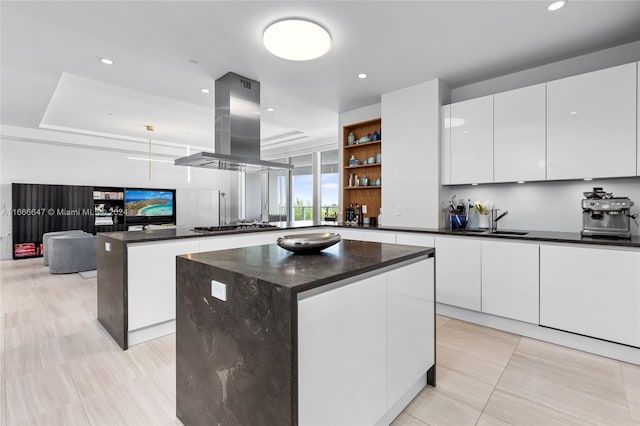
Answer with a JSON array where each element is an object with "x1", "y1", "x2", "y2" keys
[{"x1": 2, "y1": 1, "x2": 640, "y2": 151}]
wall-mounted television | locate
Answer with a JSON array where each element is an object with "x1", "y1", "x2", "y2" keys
[{"x1": 125, "y1": 188, "x2": 176, "y2": 223}]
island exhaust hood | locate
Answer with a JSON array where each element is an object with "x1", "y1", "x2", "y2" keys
[{"x1": 174, "y1": 72, "x2": 293, "y2": 172}]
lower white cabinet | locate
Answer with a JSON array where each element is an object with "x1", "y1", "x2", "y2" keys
[
  {"x1": 128, "y1": 239, "x2": 201, "y2": 330},
  {"x1": 396, "y1": 232, "x2": 435, "y2": 248},
  {"x1": 435, "y1": 236, "x2": 481, "y2": 311},
  {"x1": 298, "y1": 274, "x2": 388, "y2": 425},
  {"x1": 298, "y1": 258, "x2": 434, "y2": 425},
  {"x1": 338, "y1": 228, "x2": 396, "y2": 243},
  {"x1": 387, "y1": 259, "x2": 434, "y2": 404},
  {"x1": 481, "y1": 240, "x2": 539, "y2": 324},
  {"x1": 540, "y1": 244, "x2": 640, "y2": 347}
]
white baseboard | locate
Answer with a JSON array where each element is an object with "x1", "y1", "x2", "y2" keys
[
  {"x1": 377, "y1": 372, "x2": 428, "y2": 426},
  {"x1": 128, "y1": 319, "x2": 175, "y2": 347},
  {"x1": 436, "y1": 303, "x2": 640, "y2": 366}
]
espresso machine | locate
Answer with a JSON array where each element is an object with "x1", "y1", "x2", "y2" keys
[{"x1": 581, "y1": 188, "x2": 637, "y2": 239}]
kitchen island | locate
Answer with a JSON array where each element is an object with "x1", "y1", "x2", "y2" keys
[{"x1": 175, "y1": 240, "x2": 435, "y2": 426}]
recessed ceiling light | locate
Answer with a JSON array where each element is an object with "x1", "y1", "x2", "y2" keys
[
  {"x1": 200, "y1": 88, "x2": 210, "y2": 94},
  {"x1": 358, "y1": 73, "x2": 368, "y2": 79},
  {"x1": 263, "y1": 19, "x2": 331, "y2": 61},
  {"x1": 517, "y1": 181, "x2": 525, "y2": 184},
  {"x1": 265, "y1": 107, "x2": 275, "y2": 112},
  {"x1": 548, "y1": 1, "x2": 566, "y2": 11},
  {"x1": 584, "y1": 178, "x2": 593, "y2": 181},
  {"x1": 472, "y1": 183, "x2": 478, "y2": 186},
  {"x1": 570, "y1": 111, "x2": 578, "y2": 115},
  {"x1": 100, "y1": 58, "x2": 114, "y2": 65}
]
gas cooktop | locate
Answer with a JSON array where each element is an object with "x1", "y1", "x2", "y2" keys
[{"x1": 193, "y1": 223, "x2": 279, "y2": 233}]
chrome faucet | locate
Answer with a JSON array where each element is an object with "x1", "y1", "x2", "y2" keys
[{"x1": 491, "y1": 209, "x2": 509, "y2": 232}]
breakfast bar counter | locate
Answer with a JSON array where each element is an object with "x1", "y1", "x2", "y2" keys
[{"x1": 175, "y1": 240, "x2": 435, "y2": 426}]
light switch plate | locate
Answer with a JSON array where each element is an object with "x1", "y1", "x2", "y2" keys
[
  {"x1": 105, "y1": 242, "x2": 111, "y2": 252},
  {"x1": 211, "y1": 280, "x2": 227, "y2": 301}
]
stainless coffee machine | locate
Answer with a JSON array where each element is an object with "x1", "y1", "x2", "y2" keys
[{"x1": 581, "y1": 188, "x2": 637, "y2": 239}]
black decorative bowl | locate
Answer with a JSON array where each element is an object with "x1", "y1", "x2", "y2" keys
[{"x1": 276, "y1": 232, "x2": 341, "y2": 254}]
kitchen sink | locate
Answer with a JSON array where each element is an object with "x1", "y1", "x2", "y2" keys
[{"x1": 490, "y1": 231, "x2": 528, "y2": 236}]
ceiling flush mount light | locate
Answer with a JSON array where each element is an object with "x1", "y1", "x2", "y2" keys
[
  {"x1": 263, "y1": 19, "x2": 331, "y2": 61},
  {"x1": 548, "y1": 0, "x2": 566, "y2": 11},
  {"x1": 100, "y1": 58, "x2": 114, "y2": 65},
  {"x1": 358, "y1": 73, "x2": 368, "y2": 79},
  {"x1": 200, "y1": 88, "x2": 210, "y2": 94}
]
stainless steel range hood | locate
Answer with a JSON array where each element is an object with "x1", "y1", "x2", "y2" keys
[{"x1": 174, "y1": 72, "x2": 293, "y2": 172}]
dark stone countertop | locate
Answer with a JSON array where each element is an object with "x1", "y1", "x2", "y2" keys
[
  {"x1": 179, "y1": 239, "x2": 434, "y2": 293},
  {"x1": 97, "y1": 222, "x2": 640, "y2": 248}
]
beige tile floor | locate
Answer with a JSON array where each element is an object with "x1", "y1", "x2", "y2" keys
[{"x1": 1, "y1": 258, "x2": 638, "y2": 425}]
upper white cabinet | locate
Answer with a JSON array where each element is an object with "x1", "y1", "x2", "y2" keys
[
  {"x1": 434, "y1": 236, "x2": 481, "y2": 311},
  {"x1": 450, "y1": 95, "x2": 494, "y2": 184},
  {"x1": 637, "y1": 62, "x2": 640, "y2": 177},
  {"x1": 547, "y1": 62, "x2": 637, "y2": 180},
  {"x1": 441, "y1": 104, "x2": 451, "y2": 184},
  {"x1": 481, "y1": 240, "x2": 539, "y2": 324},
  {"x1": 540, "y1": 244, "x2": 640, "y2": 348},
  {"x1": 494, "y1": 84, "x2": 546, "y2": 182}
]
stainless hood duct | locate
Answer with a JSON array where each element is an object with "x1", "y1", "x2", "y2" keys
[{"x1": 174, "y1": 72, "x2": 293, "y2": 172}]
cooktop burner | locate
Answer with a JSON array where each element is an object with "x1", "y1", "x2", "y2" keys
[{"x1": 193, "y1": 223, "x2": 279, "y2": 233}]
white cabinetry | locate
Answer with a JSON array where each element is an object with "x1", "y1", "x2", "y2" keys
[
  {"x1": 128, "y1": 239, "x2": 201, "y2": 331},
  {"x1": 540, "y1": 244, "x2": 640, "y2": 347},
  {"x1": 546, "y1": 62, "x2": 637, "y2": 180},
  {"x1": 637, "y1": 61, "x2": 640, "y2": 176},
  {"x1": 387, "y1": 259, "x2": 434, "y2": 404},
  {"x1": 435, "y1": 236, "x2": 481, "y2": 310},
  {"x1": 298, "y1": 274, "x2": 388, "y2": 425},
  {"x1": 494, "y1": 84, "x2": 546, "y2": 182},
  {"x1": 450, "y1": 95, "x2": 494, "y2": 184},
  {"x1": 481, "y1": 240, "x2": 539, "y2": 324},
  {"x1": 338, "y1": 228, "x2": 396, "y2": 243},
  {"x1": 441, "y1": 104, "x2": 451, "y2": 184},
  {"x1": 396, "y1": 233, "x2": 435, "y2": 249},
  {"x1": 298, "y1": 257, "x2": 435, "y2": 425}
]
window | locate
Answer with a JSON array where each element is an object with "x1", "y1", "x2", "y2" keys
[
  {"x1": 291, "y1": 154, "x2": 313, "y2": 222},
  {"x1": 321, "y1": 150, "x2": 339, "y2": 220}
]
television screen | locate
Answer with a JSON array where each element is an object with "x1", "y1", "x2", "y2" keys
[{"x1": 125, "y1": 189, "x2": 174, "y2": 217}]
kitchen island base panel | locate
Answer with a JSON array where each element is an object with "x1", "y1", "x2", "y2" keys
[
  {"x1": 176, "y1": 257, "x2": 294, "y2": 426},
  {"x1": 97, "y1": 235, "x2": 127, "y2": 349},
  {"x1": 380, "y1": 372, "x2": 428, "y2": 426},
  {"x1": 436, "y1": 303, "x2": 640, "y2": 366}
]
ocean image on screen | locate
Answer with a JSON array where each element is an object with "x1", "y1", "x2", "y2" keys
[{"x1": 125, "y1": 190, "x2": 174, "y2": 216}]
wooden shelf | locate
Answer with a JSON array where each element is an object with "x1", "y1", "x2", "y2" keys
[
  {"x1": 345, "y1": 186, "x2": 381, "y2": 190},
  {"x1": 344, "y1": 163, "x2": 381, "y2": 170},
  {"x1": 344, "y1": 140, "x2": 381, "y2": 150}
]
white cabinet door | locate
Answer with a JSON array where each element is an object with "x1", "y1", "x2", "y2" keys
[
  {"x1": 441, "y1": 104, "x2": 451, "y2": 185},
  {"x1": 298, "y1": 274, "x2": 388, "y2": 425},
  {"x1": 396, "y1": 233, "x2": 435, "y2": 248},
  {"x1": 540, "y1": 245, "x2": 640, "y2": 347},
  {"x1": 435, "y1": 236, "x2": 481, "y2": 311},
  {"x1": 547, "y1": 62, "x2": 637, "y2": 180},
  {"x1": 451, "y1": 95, "x2": 494, "y2": 184},
  {"x1": 494, "y1": 84, "x2": 546, "y2": 182},
  {"x1": 128, "y1": 239, "x2": 200, "y2": 330},
  {"x1": 387, "y1": 259, "x2": 434, "y2": 405},
  {"x1": 481, "y1": 240, "x2": 539, "y2": 324},
  {"x1": 338, "y1": 228, "x2": 396, "y2": 243}
]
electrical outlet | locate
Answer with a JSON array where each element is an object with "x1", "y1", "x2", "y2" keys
[
  {"x1": 211, "y1": 280, "x2": 227, "y2": 301},
  {"x1": 104, "y1": 242, "x2": 111, "y2": 252}
]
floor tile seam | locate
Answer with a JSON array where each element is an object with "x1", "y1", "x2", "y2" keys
[
  {"x1": 66, "y1": 362, "x2": 94, "y2": 426},
  {"x1": 620, "y1": 361, "x2": 637, "y2": 422},
  {"x1": 475, "y1": 336, "x2": 521, "y2": 425},
  {"x1": 404, "y1": 411, "x2": 430, "y2": 426}
]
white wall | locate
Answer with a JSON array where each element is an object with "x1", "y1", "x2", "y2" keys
[
  {"x1": 381, "y1": 80, "x2": 441, "y2": 228},
  {"x1": 0, "y1": 132, "x2": 232, "y2": 259},
  {"x1": 452, "y1": 40, "x2": 640, "y2": 102},
  {"x1": 440, "y1": 178, "x2": 640, "y2": 235}
]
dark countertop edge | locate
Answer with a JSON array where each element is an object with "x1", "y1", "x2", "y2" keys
[
  {"x1": 179, "y1": 245, "x2": 434, "y2": 294},
  {"x1": 97, "y1": 222, "x2": 640, "y2": 248}
]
